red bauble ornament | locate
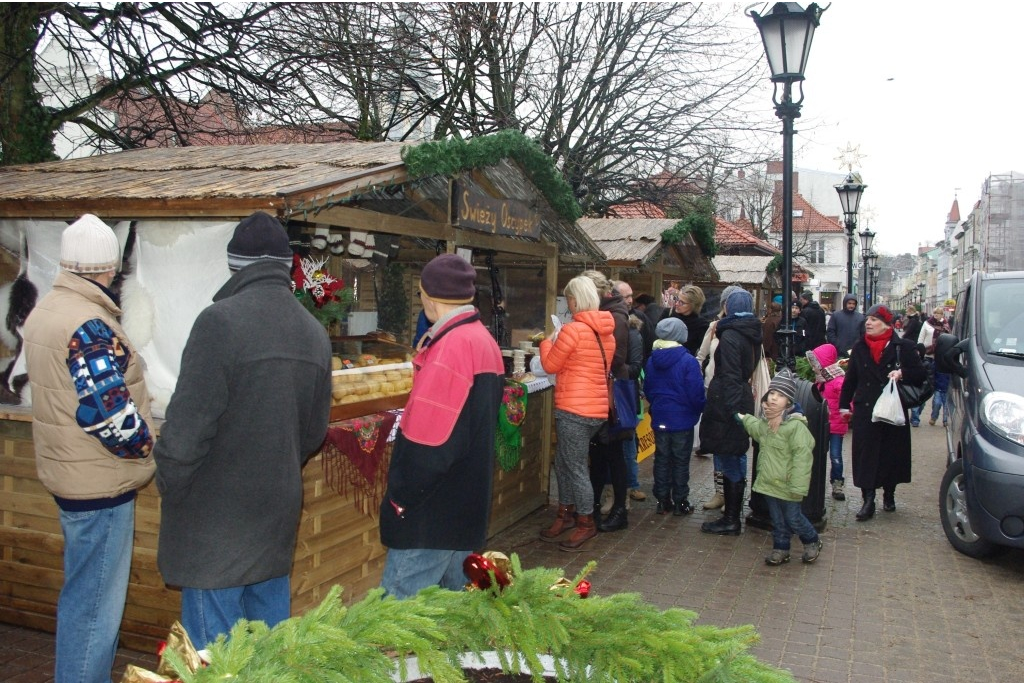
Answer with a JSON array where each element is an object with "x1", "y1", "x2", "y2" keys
[
  {"x1": 463, "y1": 553, "x2": 511, "y2": 590},
  {"x1": 574, "y1": 580, "x2": 591, "y2": 598}
]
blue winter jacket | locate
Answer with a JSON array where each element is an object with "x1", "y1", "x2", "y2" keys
[{"x1": 643, "y1": 344, "x2": 706, "y2": 432}]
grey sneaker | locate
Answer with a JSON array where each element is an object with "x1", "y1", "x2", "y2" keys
[
  {"x1": 765, "y1": 549, "x2": 791, "y2": 566},
  {"x1": 802, "y1": 539, "x2": 823, "y2": 564},
  {"x1": 831, "y1": 479, "x2": 846, "y2": 501}
]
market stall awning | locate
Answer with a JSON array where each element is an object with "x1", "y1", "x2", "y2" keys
[{"x1": 0, "y1": 141, "x2": 603, "y2": 262}]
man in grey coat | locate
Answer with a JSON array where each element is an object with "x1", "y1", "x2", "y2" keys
[
  {"x1": 154, "y1": 212, "x2": 332, "y2": 647},
  {"x1": 825, "y1": 294, "x2": 865, "y2": 357}
]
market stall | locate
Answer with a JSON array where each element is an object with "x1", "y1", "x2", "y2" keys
[{"x1": 0, "y1": 133, "x2": 603, "y2": 649}]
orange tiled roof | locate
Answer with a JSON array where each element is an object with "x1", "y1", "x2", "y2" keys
[
  {"x1": 715, "y1": 216, "x2": 779, "y2": 254},
  {"x1": 607, "y1": 202, "x2": 667, "y2": 219}
]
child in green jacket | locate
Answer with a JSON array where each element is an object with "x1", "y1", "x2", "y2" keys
[{"x1": 736, "y1": 369, "x2": 822, "y2": 565}]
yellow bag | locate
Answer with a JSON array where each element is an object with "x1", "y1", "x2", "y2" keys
[{"x1": 636, "y1": 411, "x2": 655, "y2": 462}]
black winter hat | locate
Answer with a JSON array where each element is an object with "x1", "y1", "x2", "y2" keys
[{"x1": 227, "y1": 212, "x2": 293, "y2": 271}]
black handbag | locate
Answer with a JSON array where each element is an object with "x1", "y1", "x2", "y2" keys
[{"x1": 896, "y1": 345, "x2": 934, "y2": 409}]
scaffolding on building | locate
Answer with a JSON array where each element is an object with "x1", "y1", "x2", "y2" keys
[{"x1": 979, "y1": 172, "x2": 1024, "y2": 273}]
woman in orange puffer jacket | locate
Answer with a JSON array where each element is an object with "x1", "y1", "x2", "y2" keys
[{"x1": 538, "y1": 276, "x2": 616, "y2": 551}]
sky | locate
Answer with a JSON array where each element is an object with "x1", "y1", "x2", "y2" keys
[{"x1": 748, "y1": 0, "x2": 1024, "y2": 256}]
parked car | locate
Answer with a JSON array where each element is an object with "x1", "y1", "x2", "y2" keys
[{"x1": 936, "y1": 270, "x2": 1024, "y2": 558}]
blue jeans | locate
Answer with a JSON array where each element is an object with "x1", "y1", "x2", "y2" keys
[
  {"x1": 765, "y1": 496, "x2": 819, "y2": 550},
  {"x1": 623, "y1": 434, "x2": 640, "y2": 490},
  {"x1": 653, "y1": 430, "x2": 694, "y2": 503},
  {"x1": 930, "y1": 390, "x2": 948, "y2": 424},
  {"x1": 829, "y1": 433, "x2": 845, "y2": 482},
  {"x1": 56, "y1": 499, "x2": 135, "y2": 683},
  {"x1": 381, "y1": 548, "x2": 471, "y2": 599},
  {"x1": 181, "y1": 574, "x2": 291, "y2": 648},
  {"x1": 717, "y1": 454, "x2": 748, "y2": 484},
  {"x1": 910, "y1": 403, "x2": 923, "y2": 426}
]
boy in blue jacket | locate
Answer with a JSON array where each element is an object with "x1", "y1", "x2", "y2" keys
[{"x1": 644, "y1": 318, "x2": 706, "y2": 515}]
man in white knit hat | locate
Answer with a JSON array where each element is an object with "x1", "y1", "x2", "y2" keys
[{"x1": 22, "y1": 214, "x2": 155, "y2": 682}]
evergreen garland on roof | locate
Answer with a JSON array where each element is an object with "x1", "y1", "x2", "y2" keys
[
  {"x1": 167, "y1": 556, "x2": 791, "y2": 683},
  {"x1": 401, "y1": 130, "x2": 583, "y2": 224},
  {"x1": 660, "y1": 197, "x2": 717, "y2": 257}
]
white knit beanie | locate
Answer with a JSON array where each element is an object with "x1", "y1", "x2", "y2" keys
[{"x1": 59, "y1": 214, "x2": 121, "y2": 274}]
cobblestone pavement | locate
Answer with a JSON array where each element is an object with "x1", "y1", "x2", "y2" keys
[
  {"x1": 3, "y1": 421, "x2": 1023, "y2": 682},
  {"x1": 489, "y1": 421, "x2": 1024, "y2": 682}
]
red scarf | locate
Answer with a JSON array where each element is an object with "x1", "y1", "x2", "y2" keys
[{"x1": 864, "y1": 329, "x2": 893, "y2": 364}]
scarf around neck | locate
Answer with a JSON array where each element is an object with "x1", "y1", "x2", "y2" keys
[{"x1": 864, "y1": 329, "x2": 893, "y2": 364}]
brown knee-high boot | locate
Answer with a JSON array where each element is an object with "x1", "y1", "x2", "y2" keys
[{"x1": 539, "y1": 504, "x2": 576, "y2": 541}]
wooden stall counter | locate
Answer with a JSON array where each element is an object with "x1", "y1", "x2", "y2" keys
[{"x1": 0, "y1": 381, "x2": 552, "y2": 652}]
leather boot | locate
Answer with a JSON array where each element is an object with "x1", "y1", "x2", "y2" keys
[
  {"x1": 701, "y1": 478, "x2": 744, "y2": 535},
  {"x1": 539, "y1": 504, "x2": 576, "y2": 542},
  {"x1": 559, "y1": 514, "x2": 597, "y2": 551},
  {"x1": 883, "y1": 487, "x2": 896, "y2": 512},
  {"x1": 597, "y1": 504, "x2": 628, "y2": 532},
  {"x1": 703, "y1": 471, "x2": 725, "y2": 510},
  {"x1": 856, "y1": 489, "x2": 876, "y2": 521}
]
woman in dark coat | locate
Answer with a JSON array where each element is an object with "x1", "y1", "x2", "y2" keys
[
  {"x1": 660, "y1": 284, "x2": 709, "y2": 357},
  {"x1": 839, "y1": 304, "x2": 927, "y2": 520},
  {"x1": 699, "y1": 289, "x2": 762, "y2": 535}
]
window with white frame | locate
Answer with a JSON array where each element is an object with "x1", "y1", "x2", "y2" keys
[{"x1": 808, "y1": 239, "x2": 826, "y2": 264}]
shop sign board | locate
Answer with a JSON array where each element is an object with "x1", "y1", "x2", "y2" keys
[{"x1": 452, "y1": 181, "x2": 541, "y2": 239}]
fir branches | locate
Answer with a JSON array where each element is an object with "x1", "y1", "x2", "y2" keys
[{"x1": 173, "y1": 556, "x2": 791, "y2": 683}]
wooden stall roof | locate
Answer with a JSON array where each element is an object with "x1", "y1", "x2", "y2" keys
[
  {"x1": 0, "y1": 141, "x2": 603, "y2": 261},
  {"x1": 712, "y1": 255, "x2": 778, "y2": 286},
  {"x1": 577, "y1": 217, "x2": 717, "y2": 281}
]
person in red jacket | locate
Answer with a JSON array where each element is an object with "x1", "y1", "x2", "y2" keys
[{"x1": 538, "y1": 275, "x2": 616, "y2": 551}]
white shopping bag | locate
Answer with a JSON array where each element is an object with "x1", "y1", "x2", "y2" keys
[{"x1": 871, "y1": 378, "x2": 906, "y2": 426}]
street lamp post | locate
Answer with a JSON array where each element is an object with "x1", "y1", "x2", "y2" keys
[
  {"x1": 750, "y1": 1, "x2": 825, "y2": 369},
  {"x1": 870, "y1": 262, "x2": 881, "y2": 305},
  {"x1": 918, "y1": 281, "x2": 926, "y2": 311},
  {"x1": 858, "y1": 226, "x2": 876, "y2": 311},
  {"x1": 835, "y1": 172, "x2": 867, "y2": 296}
]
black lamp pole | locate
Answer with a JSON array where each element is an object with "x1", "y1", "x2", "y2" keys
[
  {"x1": 835, "y1": 172, "x2": 866, "y2": 297},
  {"x1": 751, "y1": 1, "x2": 825, "y2": 370},
  {"x1": 858, "y1": 226, "x2": 876, "y2": 311},
  {"x1": 870, "y1": 261, "x2": 881, "y2": 306}
]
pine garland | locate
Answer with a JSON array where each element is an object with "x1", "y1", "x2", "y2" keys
[
  {"x1": 167, "y1": 556, "x2": 792, "y2": 683},
  {"x1": 660, "y1": 198, "x2": 717, "y2": 257},
  {"x1": 401, "y1": 130, "x2": 583, "y2": 224}
]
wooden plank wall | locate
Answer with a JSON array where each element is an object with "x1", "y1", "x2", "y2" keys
[{"x1": 0, "y1": 391, "x2": 551, "y2": 652}]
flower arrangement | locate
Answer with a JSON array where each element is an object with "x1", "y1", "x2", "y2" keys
[{"x1": 291, "y1": 254, "x2": 354, "y2": 328}]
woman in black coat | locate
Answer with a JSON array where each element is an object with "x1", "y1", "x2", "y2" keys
[
  {"x1": 839, "y1": 304, "x2": 927, "y2": 520},
  {"x1": 699, "y1": 289, "x2": 762, "y2": 535}
]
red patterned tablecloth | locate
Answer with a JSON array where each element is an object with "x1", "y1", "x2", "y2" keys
[{"x1": 321, "y1": 411, "x2": 399, "y2": 518}]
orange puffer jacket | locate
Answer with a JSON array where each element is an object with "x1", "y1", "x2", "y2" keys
[{"x1": 539, "y1": 309, "x2": 616, "y2": 419}]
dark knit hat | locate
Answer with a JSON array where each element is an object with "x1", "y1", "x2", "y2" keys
[
  {"x1": 420, "y1": 253, "x2": 477, "y2": 304},
  {"x1": 725, "y1": 289, "x2": 753, "y2": 315},
  {"x1": 227, "y1": 212, "x2": 293, "y2": 271},
  {"x1": 766, "y1": 368, "x2": 798, "y2": 403},
  {"x1": 800, "y1": 290, "x2": 814, "y2": 301},
  {"x1": 655, "y1": 317, "x2": 688, "y2": 345},
  {"x1": 865, "y1": 303, "x2": 895, "y2": 325}
]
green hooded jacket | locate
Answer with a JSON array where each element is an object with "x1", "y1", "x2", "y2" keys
[{"x1": 742, "y1": 412, "x2": 815, "y2": 502}]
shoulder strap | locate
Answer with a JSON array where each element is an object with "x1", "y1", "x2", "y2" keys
[{"x1": 583, "y1": 323, "x2": 611, "y2": 376}]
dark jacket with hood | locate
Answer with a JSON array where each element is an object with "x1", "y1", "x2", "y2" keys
[
  {"x1": 826, "y1": 294, "x2": 865, "y2": 356},
  {"x1": 699, "y1": 313, "x2": 763, "y2": 456},
  {"x1": 155, "y1": 260, "x2": 333, "y2": 589},
  {"x1": 800, "y1": 298, "x2": 827, "y2": 348}
]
